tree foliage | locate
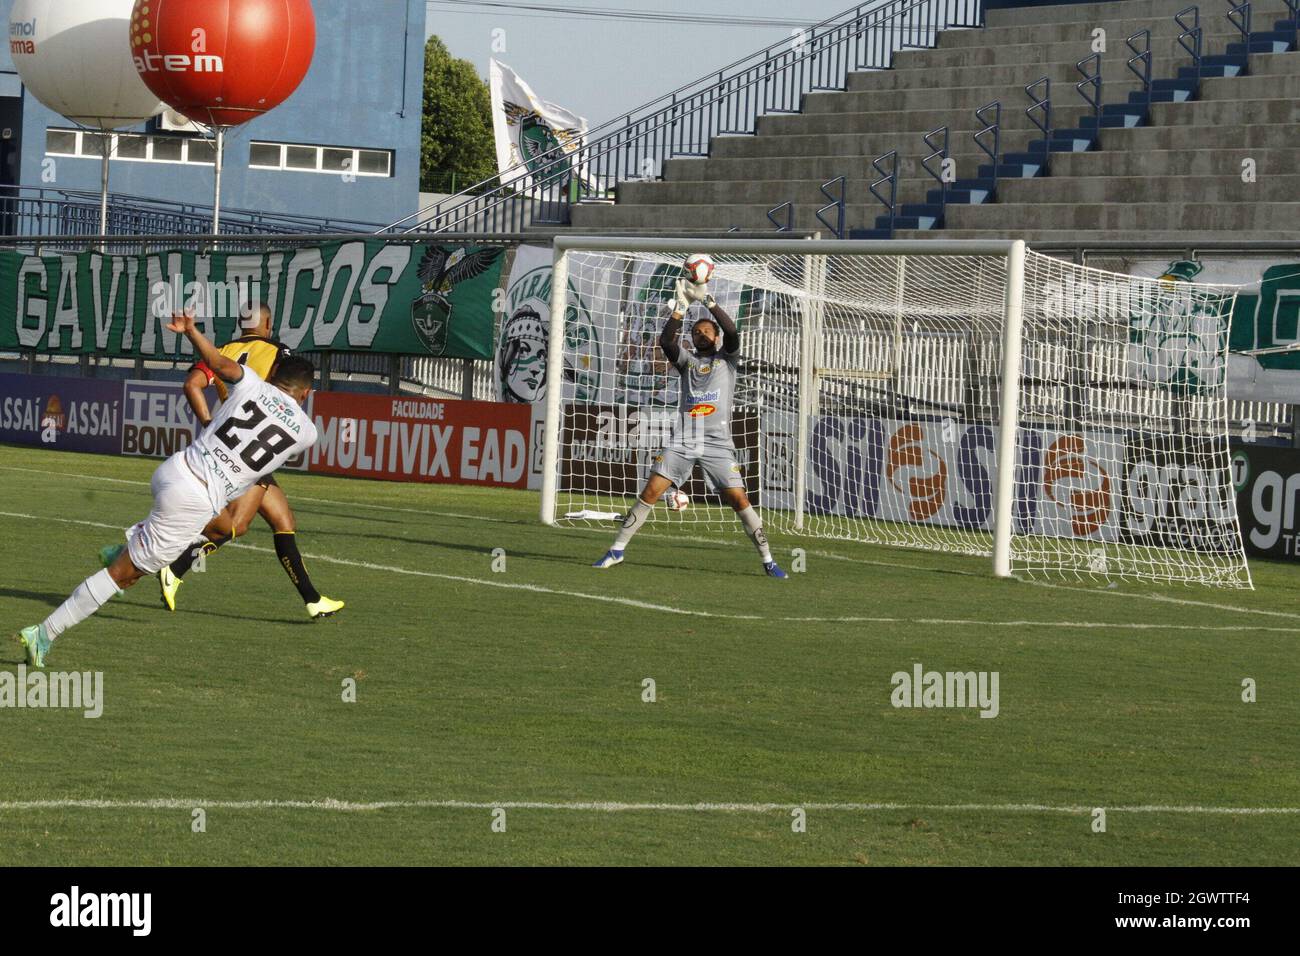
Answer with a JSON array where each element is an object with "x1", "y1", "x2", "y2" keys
[{"x1": 420, "y1": 35, "x2": 496, "y2": 194}]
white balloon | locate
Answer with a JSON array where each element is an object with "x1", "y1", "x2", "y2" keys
[{"x1": 9, "y1": 0, "x2": 164, "y2": 130}]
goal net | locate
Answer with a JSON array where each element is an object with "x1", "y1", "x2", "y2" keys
[{"x1": 540, "y1": 237, "x2": 1251, "y2": 588}]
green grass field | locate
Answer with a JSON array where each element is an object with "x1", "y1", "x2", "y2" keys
[{"x1": 1, "y1": 443, "x2": 1298, "y2": 866}]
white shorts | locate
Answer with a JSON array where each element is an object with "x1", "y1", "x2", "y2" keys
[{"x1": 125, "y1": 454, "x2": 218, "y2": 574}]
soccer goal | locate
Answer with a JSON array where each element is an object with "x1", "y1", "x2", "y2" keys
[{"x1": 540, "y1": 236, "x2": 1251, "y2": 588}]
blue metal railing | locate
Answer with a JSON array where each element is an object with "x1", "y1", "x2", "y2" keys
[
  {"x1": 0, "y1": 184, "x2": 384, "y2": 239},
  {"x1": 817, "y1": 177, "x2": 847, "y2": 238},
  {"x1": 1226, "y1": 0, "x2": 1252, "y2": 43},
  {"x1": 1286, "y1": 0, "x2": 1300, "y2": 47},
  {"x1": 1177, "y1": 5, "x2": 1204, "y2": 69},
  {"x1": 869, "y1": 150, "x2": 899, "y2": 233},
  {"x1": 385, "y1": 0, "x2": 983, "y2": 234},
  {"x1": 767, "y1": 201, "x2": 794, "y2": 232},
  {"x1": 1026, "y1": 76, "x2": 1052, "y2": 139},
  {"x1": 1126, "y1": 30, "x2": 1153, "y2": 92},
  {"x1": 974, "y1": 101, "x2": 1001, "y2": 171},
  {"x1": 1075, "y1": 52, "x2": 1103, "y2": 121},
  {"x1": 922, "y1": 126, "x2": 949, "y2": 207}
]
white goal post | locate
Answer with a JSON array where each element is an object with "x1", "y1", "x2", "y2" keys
[{"x1": 539, "y1": 236, "x2": 1250, "y2": 588}]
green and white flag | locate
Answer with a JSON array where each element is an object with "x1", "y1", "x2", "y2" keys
[
  {"x1": 489, "y1": 58, "x2": 589, "y2": 195},
  {"x1": 1130, "y1": 257, "x2": 1300, "y2": 403}
]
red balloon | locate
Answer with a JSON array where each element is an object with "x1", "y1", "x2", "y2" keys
[{"x1": 129, "y1": 0, "x2": 316, "y2": 127}]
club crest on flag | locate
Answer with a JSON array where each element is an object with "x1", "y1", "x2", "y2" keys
[{"x1": 490, "y1": 59, "x2": 592, "y2": 195}]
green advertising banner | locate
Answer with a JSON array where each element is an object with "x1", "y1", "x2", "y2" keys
[{"x1": 0, "y1": 240, "x2": 505, "y2": 360}]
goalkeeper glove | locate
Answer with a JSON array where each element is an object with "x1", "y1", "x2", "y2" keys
[
  {"x1": 686, "y1": 282, "x2": 716, "y2": 310},
  {"x1": 671, "y1": 279, "x2": 691, "y2": 316}
]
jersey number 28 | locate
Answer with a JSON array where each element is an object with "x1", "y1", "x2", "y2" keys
[{"x1": 214, "y1": 401, "x2": 296, "y2": 471}]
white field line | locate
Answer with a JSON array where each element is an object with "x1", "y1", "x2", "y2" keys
[
  {"x1": 0, "y1": 798, "x2": 1296, "y2": 816},
  {"x1": 483, "y1": 507, "x2": 1300, "y2": 625},
  {"x1": 0, "y1": 465, "x2": 508, "y2": 524},
  {"x1": 2, "y1": 509, "x2": 1297, "y2": 633},
  {"x1": 1027, "y1": 580, "x2": 1300, "y2": 623},
  {"x1": 0, "y1": 510, "x2": 752, "y2": 620},
  {"x1": 12, "y1": 464, "x2": 1278, "y2": 621},
  {"x1": 2, "y1": 464, "x2": 1295, "y2": 625}
]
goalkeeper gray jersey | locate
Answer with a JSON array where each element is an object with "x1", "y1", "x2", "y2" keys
[{"x1": 668, "y1": 345, "x2": 740, "y2": 452}]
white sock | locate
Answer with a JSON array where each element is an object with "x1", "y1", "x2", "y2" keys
[
  {"x1": 43, "y1": 568, "x2": 122, "y2": 640},
  {"x1": 737, "y1": 506, "x2": 773, "y2": 563},
  {"x1": 613, "y1": 499, "x2": 654, "y2": 551}
]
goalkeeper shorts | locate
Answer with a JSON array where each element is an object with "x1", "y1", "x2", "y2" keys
[{"x1": 652, "y1": 446, "x2": 745, "y2": 491}]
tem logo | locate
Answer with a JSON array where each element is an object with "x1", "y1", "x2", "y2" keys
[
  {"x1": 688, "y1": 403, "x2": 716, "y2": 418},
  {"x1": 132, "y1": 51, "x2": 225, "y2": 73},
  {"x1": 1043, "y1": 435, "x2": 1112, "y2": 536},
  {"x1": 886, "y1": 423, "x2": 947, "y2": 521}
]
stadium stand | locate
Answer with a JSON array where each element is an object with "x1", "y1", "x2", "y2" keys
[{"x1": 566, "y1": 0, "x2": 1299, "y2": 241}]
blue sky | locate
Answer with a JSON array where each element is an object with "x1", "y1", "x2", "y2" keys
[{"x1": 424, "y1": 0, "x2": 847, "y2": 127}]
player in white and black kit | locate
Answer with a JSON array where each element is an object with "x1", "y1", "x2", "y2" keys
[
  {"x1": 594, "y1": 278, "x2": 786, "y2": 578},
  {"x1": 15, "y1": 310, "x2": 319, "y2": 667}
]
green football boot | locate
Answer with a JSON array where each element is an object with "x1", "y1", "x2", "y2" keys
[{"x1": 16, "y1": 624, "x2": 51, "y2": 668}]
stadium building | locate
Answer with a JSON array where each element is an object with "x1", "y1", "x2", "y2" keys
[{"x1": 0, "y1": 0, "x2": 426, "y2": 232}]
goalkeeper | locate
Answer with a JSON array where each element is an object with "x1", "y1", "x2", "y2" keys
[{"x1": 594, "y1": 278, "x2": 786, "y2": 578}]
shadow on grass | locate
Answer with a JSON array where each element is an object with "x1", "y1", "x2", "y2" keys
[
  {"x1": 0, "y1": 586, "x2": 81, "y2": 608},
  {"x1": 115, "y1": 595, "x2": 313, "y2": 629},
  {"x1": 290, "y1": 503, "x2": 538, "y2": 530}
]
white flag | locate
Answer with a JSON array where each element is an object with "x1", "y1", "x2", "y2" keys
[{"x1": 489, "y1": 58, "x2": 590, "y2": 194}]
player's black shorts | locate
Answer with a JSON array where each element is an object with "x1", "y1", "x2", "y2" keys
[{"x1": 256, "y1": 473, "x2": 280, "y2": 490}]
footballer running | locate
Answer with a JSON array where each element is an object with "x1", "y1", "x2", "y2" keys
[
  {"x1": 15, "y1": 310, "x2": 320, "y2": 668},
  {"x1": 157, "y1": 302, "x2": 343, "y2": 620},
  {"x1": 594, "y1": 260, "x2": 786, "y2": 578}
]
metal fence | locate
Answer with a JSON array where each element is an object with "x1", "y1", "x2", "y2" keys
[{"x1": 0, "y1": 185, "x2": 385, "y2": 239}]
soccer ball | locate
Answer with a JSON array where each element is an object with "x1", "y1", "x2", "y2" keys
[
  {"x1": 665, "y1": 488, "x2": 690, "y2": 512},
  {"x1": 683, "y1": 253, "x2": 715, "y2": 286}
]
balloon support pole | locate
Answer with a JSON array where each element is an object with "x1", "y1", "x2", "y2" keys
[
  {"x1": 212, "y1": 126, "x2": 225, "y2": 236},
  {"x1": 99, "y1": 133, "x2": 110, "y2": 246}
]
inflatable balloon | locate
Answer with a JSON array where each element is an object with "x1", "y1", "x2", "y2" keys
[
  {"x1": 8, "y1": 0, "x2": 164, "y2": 129},
  {"x1": 129, "y1": 0, "x2": 317, "y2": 128}
]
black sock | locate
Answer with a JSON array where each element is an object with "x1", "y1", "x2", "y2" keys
[
  {"x1": 169, "y1": 534, "x2": 230, "y2": 579},
  {"x1": 274, "y1": 532, "x2": 321, "y2": 604}
]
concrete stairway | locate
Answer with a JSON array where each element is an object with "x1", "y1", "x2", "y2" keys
[{"x1": 570, "y1": 0, "x2": 1300, "y2": 242}]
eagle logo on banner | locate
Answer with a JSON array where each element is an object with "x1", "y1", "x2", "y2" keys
[{"x1": 411, "y1": 245, "x2": 504, "y2": 356}]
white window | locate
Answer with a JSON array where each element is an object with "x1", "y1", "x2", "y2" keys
[
  {"x1": 249, "y1": 140, "x2": 394, "y2": 178},
  {"x1": 45, "y1": 129, "x2": 77, "y2": 156},
  {"x1": 44, "y1": 127, "x2": 218, "y2": 165}
]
